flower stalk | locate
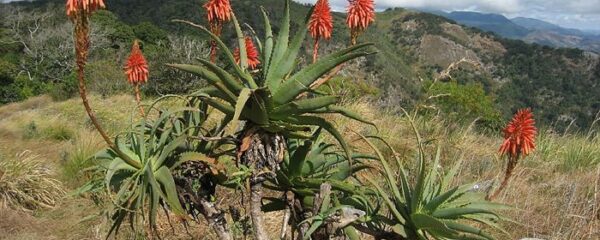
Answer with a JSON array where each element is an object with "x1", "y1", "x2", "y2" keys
[
  {"x1": 488, "y1": 154, "x2": 519, "y2": 200},
  {"x1": 69, "y1": 0, "x2": 142, "y2": 169},
  {"x1": 134, "y1": 83, "x2": 145, "y2": 117},
  {"x1": 488, "y1": 108, "x2": 537, "y2": 200},
  {"x1": 72, "y1": 8, "x2": 113, "y2": 147}
]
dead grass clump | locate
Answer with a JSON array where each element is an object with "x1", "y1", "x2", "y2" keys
[{"x1": 0, "y1": 151, "x2": 65, "y2": 211}]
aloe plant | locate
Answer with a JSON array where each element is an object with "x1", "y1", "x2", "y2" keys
[
  {"x1": 96, "y1": 128, "x2": 188, "y2": 236},
  {"x1": 170, "y1": 0, "x2": 374, "y2": 163},
  {"x1": 90, "y1": 96, "x2": 240, "y2": 238},
  {"x1": 258, "y1": 129, "x2": 378, "y2": 239},
  {"x1": 170, "y1": 1, "x2": 374, "y2": 239},
  {"x1": 360, "y1": 121, "x2": 508, "y2": 240}
]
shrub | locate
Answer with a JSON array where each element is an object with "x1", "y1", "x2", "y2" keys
[
  {"x1": 557, "y1": 132, "x2": 600, "y2": 172},
  {"x1": 86, "y1": 60, "x2": 129, "y2": 96},
  {"x1": 22, "y1": 121, "x2": 39, "y2": 139},
  {"x1": 133, "y1": 22, "x2": 169, "y2": 46},
  {"x1": 41, "y1": 122, "x2": 75, "y2": 141},
  {"x1": 22, "y1": 119, "x2": 75, "y2": 141},
  {"x1": 48, "y1": 72, "x2": 79, "y2": 101},
  {"x1": 426, "y1": 80, "x2": 502, "y2": 131},
  {"x1": 319, "y1": 75, "x2": 380, "y2": 103}
]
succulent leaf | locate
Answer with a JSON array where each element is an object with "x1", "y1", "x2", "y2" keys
[
  {"x1": 272, "y1": 46, "x2": 374, "y2": 104},
  {"x1": 229, "y1": 88, "x2": 252, "y2": 135},
  {"x1": 266, "y1": 5, "x2": 314, "y2": 91},
  {"x1": 260, "y1": 7, "x2": 273, "y2": 76},
  {"x1": 265, "y1": 0, "x2": 291, "y2": 90},
  {"x1": 166, "y1": 64, "x2": 237, "y2": 103}
]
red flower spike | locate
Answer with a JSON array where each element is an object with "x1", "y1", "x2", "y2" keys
[
  {"x1": 66, "y1": 0, "x2": 106, "y2": 18},
  {"x1": 309, "y1": 0, "x2": 333, "y2": 62},
  {"x1": 499, "y1": 108, "x2": 537, "y2": 159},
  {"x1": 204, "y1": 0, "x2": 232, "y2": 62},
  {"x1": 309, "y1": 0, "x2": 333, "y2": 41},
  {"x1": 204, "y1": 0, "x2": 232, "y2": 24},
  {"x1": 346, "y1": 0, "x2": 375, "y2": 44},
  {"x1": 234, "y1": 37, "x2": 261, "y2": 70},
  {"x1": 125, "y1": 40, "x2": 149, "y2": 85}
]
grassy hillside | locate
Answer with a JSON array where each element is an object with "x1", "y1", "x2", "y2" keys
[{"x1": 0, "y1": 95, "x2": 598, "y2": 239}]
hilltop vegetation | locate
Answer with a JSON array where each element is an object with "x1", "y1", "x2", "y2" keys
[{"x1": 1, "y1": 0, "x2": 599, "y2": 130}]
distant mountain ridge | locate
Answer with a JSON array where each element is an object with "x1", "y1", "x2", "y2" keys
[
  {"x1": 427, "y1": 10, "x2": 600, "y2": 53},
  {"x1": 444, "y1": 11, "x2": 530, "y2": 38},
  {"x1": 511, "y1": 17, "x2": 584, "y2": 36}
]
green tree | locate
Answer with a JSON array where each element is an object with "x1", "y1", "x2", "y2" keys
[
  {"x1": 133, "y1": 22, "x2": 168, "y2": 45},
  {"x1": 92, "y1": 10, "x2": 135, "y2": 48},
  {"x1": 426, "y1": 80, "x2": 502, "y2": 131}
]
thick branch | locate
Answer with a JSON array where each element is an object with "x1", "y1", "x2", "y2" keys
[
  {"x1": 251, "y1": 183, "x2": 269, "y2": 240},
  {"x1": 352, "y1": 224, "x2": 407, "y2": 240},
  {"x1": 198, "y1": 198, "x2": 232, "y2": 240}
]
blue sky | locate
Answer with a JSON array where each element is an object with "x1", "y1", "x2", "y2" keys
[
  {"x1": 2, "y1": 0, "x2": 599, "y2": 31},
  {"x1": 295, "y1": 0, "x2": 600, "y2": 31}
]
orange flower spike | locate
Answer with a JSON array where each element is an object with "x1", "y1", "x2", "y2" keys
[
  {"x1": 309, "y1": 0, "x2": 333, "y2": 62},
  {"x1": 204, "y1": 0, "x2": 232, "y2": 24},
  {"x1": 125, "y1": 40, "x2": 149, "y2": 85},
  {"x1": 66, "y1": 0, "x2": 106, "y2": 18},
  {"x1": 234, "y1": 37, "x2": 261, "y2": 70},
  {"x1": 499, "y1": 108, "x2": 537, "y2": 159},
  {"x1": 346, "y1": 0, "x2": 375, "y2": 44},
  {"x1": 203, "y1": 0, "x2": 232, "y2": 62}
]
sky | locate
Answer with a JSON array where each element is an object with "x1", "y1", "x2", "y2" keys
[
  {"x1": 2, "y1": 0, "x2": 599, "y2": 31},
  {"x1": 295, "y1": 0, "x2": 600, "y2": 31}
]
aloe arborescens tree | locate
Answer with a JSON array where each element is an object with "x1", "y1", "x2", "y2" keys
[
  {"x1": 68, "y1": 0, "x2": 514, "y2": 239},
  {"x1": 170, "y1": 1, "x2": 374, "y2": 238}
]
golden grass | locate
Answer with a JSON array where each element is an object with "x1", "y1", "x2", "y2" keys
[{"x1": 0, "y1": 95, "x2": 598, "y2": 239}]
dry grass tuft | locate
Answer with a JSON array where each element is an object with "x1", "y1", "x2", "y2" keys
[{"x1": 0, "y1": 151, "x2": 66, "y2": 211}]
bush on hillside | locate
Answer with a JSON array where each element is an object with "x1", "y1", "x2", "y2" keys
[{"x1": 425, "y1": 80, "x2": 502, "y2": 131}]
